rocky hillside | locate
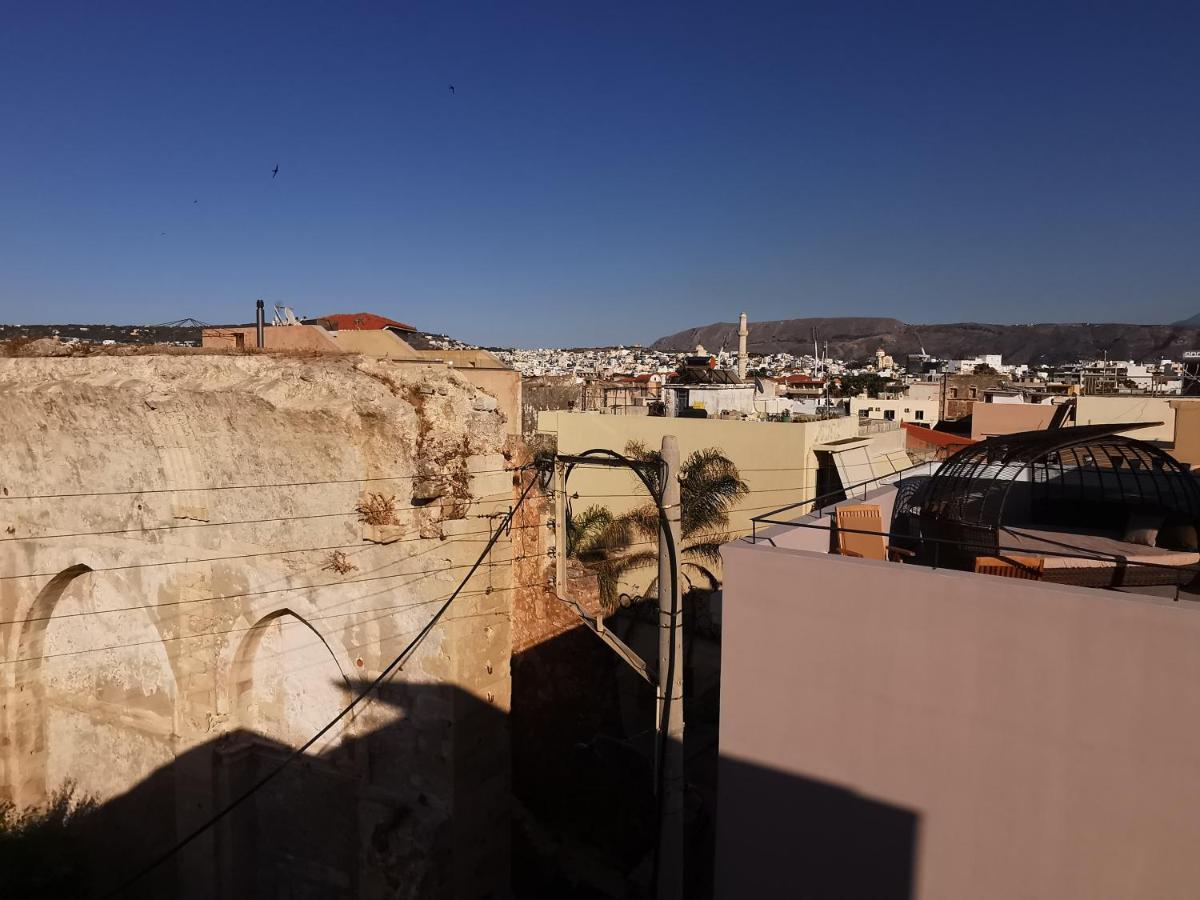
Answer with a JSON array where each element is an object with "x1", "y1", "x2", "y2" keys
[{"x1": 652, "y1": 317, "x2": 1200, "y2": 364}]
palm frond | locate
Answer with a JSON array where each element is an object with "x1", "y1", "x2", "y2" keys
[
  {"x1": 680, "y1": 536, "x2": 729, "y2": 566},
  {"x1": 623, "y1": 440, "x2": 662, "y2": 496},
  {"x1": 680, "y1": 562, "x2": 720, "y2": 592},
  {"x1": 679, "y1": 448, "x2": 748, "y2": 536},
  {"x1": 566, "y1": 504, "x2": 615, "y2": 558},
  {"x1": 612, "y1": 503, "x2": 661, "y2": 542}
]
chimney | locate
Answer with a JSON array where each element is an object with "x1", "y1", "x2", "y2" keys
[
  {"x1": 255, "y1": 299, "x2": 265, "y2": 349},
  {"x1": 737, "y1": 312, "x2": 749, "y2": 381}
]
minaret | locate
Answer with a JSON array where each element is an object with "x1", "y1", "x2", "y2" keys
[{"x1": 737, "y1": 312, "x2": 749, "y2": 381}]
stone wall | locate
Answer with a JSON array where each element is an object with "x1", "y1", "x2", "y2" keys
[
  {"x1": 521, "y1": 376, "x2": 583, "y2": 436},
  {"x1": 0, "y1": 353, "x2": 517, "y2": 898},
  {"x1": 941, "y1": 373, "x2": 1007, "y2": 420}
]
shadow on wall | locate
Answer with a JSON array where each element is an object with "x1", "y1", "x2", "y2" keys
[
  {"x1": 7, "y1": 681, "x2": 509, "y2": 900},
  {"x1": 715, "y1": 756, "x2": 920, "y2": 900},
  {"x1": 510, "y1": 611, "x2": 919, "y2": 900},
  {"x1": 10, "y1": 631, "x2": 919, "y2": 899}
]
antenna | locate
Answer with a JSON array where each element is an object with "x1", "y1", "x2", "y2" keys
[{"x1": 271, "y1": 304, "x2": 300, "y2": 326}]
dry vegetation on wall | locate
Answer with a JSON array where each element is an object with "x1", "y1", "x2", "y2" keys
[
  {"x1": 355, "y1": 493, "x2": 399, "y2": 526},
  {"x1": 322, "y1": 550, "x2": 358, "y2": 575}
]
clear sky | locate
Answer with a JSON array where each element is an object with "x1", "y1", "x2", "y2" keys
[{"x1": 1, "y1": 2, "x2": 1197, "y2": 346}]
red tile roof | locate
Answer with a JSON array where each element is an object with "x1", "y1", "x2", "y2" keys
[
  {"x1": 780, "y1": 374, "x2": 825, "y2": 385},
  {"x1": 901, "y1": 422, "x2": 975, "y2": 447},
  {"x1": 318, "y1": 312, "x2": 416, "y2": 332}
]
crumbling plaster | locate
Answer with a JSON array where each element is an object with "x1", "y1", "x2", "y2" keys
[{"x1": 0, "y1": 353, "x2": 518, "y2": 897}]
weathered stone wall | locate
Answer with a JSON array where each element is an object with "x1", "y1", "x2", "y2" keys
[
  {"x1": 0, "y1": 354, "x2": 516, "y2": 898},
  {"x1": 521, "y1": 376, "x2": 583, "y2": 436}
]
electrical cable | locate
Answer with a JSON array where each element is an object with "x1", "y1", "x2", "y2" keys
[
  {"x1": 0, "y1": 551, "x2": 545, "y2": 665},
  {"x1": 0, "y1": 490, "x2": 515, "y2": 582},
  {"x1": 0, "y1": 466, "x2": 515, "y2": 502},
  {"x1": 101, "y1": 469, "x2": 540, "y2": 898},
  {"x1": 559, "y1": 448, "x2": 680, "y2": 895},
  {"x1": 0, "y1": 490, "x2": 515, "y2": 544}
]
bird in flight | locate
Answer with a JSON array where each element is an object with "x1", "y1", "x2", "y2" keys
[
  {"x1": 272, "y1": 164, "x2": 279, "y2": 178},
  {"x1": 448, "y1": 84, "x2": 455, "y2": 95}
]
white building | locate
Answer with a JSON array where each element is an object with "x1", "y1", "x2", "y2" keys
[{"x1": 849, "y1": 395, "x2": 940, "y2": 426}]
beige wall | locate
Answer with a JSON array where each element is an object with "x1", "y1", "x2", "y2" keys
[
  {"x1": 0, "y1": 354, "x2": 515, "y2": 897},
  {"x1": 718, "y1": 540, "x2": 1200, "y2": 900},
  {"x1": 330, "y1": 328, "x2": 422, "y2": 359},
  {"x1": 970, "y1": 401, "x2": 1057, "y2": 439},
  {"x1": 850, "y1": 395, "x2": 940, "y2": 426},
  {"x1": 1170, "y1": 400, "x2": 1200, "y2": 467},
  {"x1": 538, "y1": 411, "x2": 861, "y2": 540},
  {"x1": 413, "y1": 348, "x2": 506, "y2": 368},
  {"x1": 1075, "y1": 395, "x2": 1176, "y2": 441},
  {"x1": 906, "y1": 382, "x2": 941, "y2": 401},
  {"x1": 201, "y1": 324, "x2": 341, "y2": 352}
]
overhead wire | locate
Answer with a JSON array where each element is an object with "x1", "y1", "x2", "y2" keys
[
  {"x1": 101, "y1": 469, "x2": 542, "y2": 898},
  {"x1": 0, "y1": 527, "x2": 534, "y2": 629},
  {"x1": 0, "y1": 466, "x2": 516, "y2": 502},
  {"x1": 0, "y1": 492, "x2": 518, "y2": 582},
  {"x1": 1, "y1": 550, "x2": 545, "y2": 665},
  {"x1": 0, "y1": 489, "x2": 515, "y2": 544}
]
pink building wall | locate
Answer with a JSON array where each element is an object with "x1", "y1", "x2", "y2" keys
[
  {"x1": 717, "y1": 540, "x2": 1200, "y2": 899},
  {"x1": 970, "y1": 402, "x2": 1057, "y2": 440}
]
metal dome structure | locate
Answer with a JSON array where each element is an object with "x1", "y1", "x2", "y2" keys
[{"x1": 919, "y1": 422, "x2": 1200, "y2": 563}]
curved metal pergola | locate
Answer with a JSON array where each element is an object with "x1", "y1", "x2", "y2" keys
[{"x1": 919, "y1": 422, "x2": 1200, "y2": 558}]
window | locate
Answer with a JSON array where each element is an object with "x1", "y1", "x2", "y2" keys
[
  {"x1": 884, "y1": 410, "x2": 896, "y2": 421},
  {"x1": 949, "y1": 387, "x2": 959, "y2": 399},
  {"x1": 969, "y1": 387, "x2": 978, "y2": 399},
  {"x1": 915, "y1": 410, "x2": 925, "y2": 421}
]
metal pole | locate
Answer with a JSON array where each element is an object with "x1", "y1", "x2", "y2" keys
[
  {"x1": 554, "y1": 462, "x2": 567, "y2": 591},
  {"x1": 255, "y1": 299, "x2": 265, "y2": 349},
  {"x1": 657, "y1": 434, "x2": 684, "y2": 900}
]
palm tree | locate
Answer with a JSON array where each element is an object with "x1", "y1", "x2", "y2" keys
[{"x1": 566, "y1": 441, "x2": 748, "y2": 609}]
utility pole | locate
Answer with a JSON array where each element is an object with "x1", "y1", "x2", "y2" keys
[
  {"x1": 657, "y1": 435, "x2": 684, "y2": 900},
  {"x1": 549, "y1": 441, "x2": 686, "y2": 900}
]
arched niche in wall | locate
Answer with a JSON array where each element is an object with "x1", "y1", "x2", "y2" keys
[
  {"x1": 13, "y1": 565, "x2": 178, "y2": 807},
  {"x1": 229, "y1": 608, "x2": 354, "y2": 756}
]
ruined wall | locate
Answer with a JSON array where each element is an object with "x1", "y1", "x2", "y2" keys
[
  {"x1": 941, "y1": 373, "x2": 1006, "y2": 420},
  {"x1": 201, "y1": 324, "x2": 342, "y2": 352},
  {"x1": 521, "y1": 376, "x2": 583, "y2": 436},
  {"x1": 0, "y1": 354, "x2": 517, "y2": 898}
]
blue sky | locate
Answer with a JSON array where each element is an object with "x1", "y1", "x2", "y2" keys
[{"x1": 1, "y1": 2, "x2": 1197, "y2": 345}]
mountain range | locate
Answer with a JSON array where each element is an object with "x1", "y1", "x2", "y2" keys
[{"x1": 651, "y1": 317, "x2": 1200, "y2": 366}]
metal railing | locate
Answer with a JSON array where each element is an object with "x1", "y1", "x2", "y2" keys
[
  {"x1": 750, "y1": 460, "x2": 940, "y2": 543},
  {"x1": 747, "y1": 516, "x2": 1200, "y2": 595}
]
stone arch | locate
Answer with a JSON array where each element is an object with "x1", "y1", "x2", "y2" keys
[
  {"x1": 11, "y1": 564, "x2": 180, "y2": 806},
  {"x1": 227, "y1": 607, "x2": 355, "y2": 755},
  {"x1": 11, "y1": 564, "x2": 93, "y2": 804}
]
